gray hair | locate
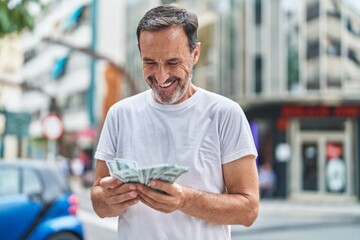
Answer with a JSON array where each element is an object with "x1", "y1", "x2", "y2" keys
[{"x1": 137, "y1": 5, "x2": 199, "y2": 52}]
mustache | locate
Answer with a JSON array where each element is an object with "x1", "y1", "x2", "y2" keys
[{"x1": 147, "y1": 75, "x2": 181, "y2": 85}]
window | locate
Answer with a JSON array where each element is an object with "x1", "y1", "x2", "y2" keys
[
  {"x1": 255, "y1": 0, "x2": 262, "y2": 25},
  {"x1": 326, "y1": 0, "x2": 341, "y2": 19},
  {"x1": 307, "y1": 40, "x2": 320, "y2": 59},
  {"x1": 255, "y1": 55, "x2": 262, "y2": 93},
  {"x1": 348, "y1": 49, "x2": 360, "y2": 66},
  {"x1": 302, "y1": 142, "x2": 318, "y2": 191},
  {"x1": 326, "y1": 39, "x2": 341, "y2": 56},
  {"x1": 306, "y1": 1, "x2": 320, "y2": 22},
  {"x1": 0, "y1": 168, "x2": 20, "y2": 196},
  {"x1": 64, "y1": 92, "x2": 87, "y2": 113},
  {"x1": 24, "y1": 48, "x2": 37, "y2": 63},
  {"x1": 23, "y1": 169, "x2": 42, "y2": 194},
  {"x1": 287, "y1": 48, "x2": 299, "y2": 90}
]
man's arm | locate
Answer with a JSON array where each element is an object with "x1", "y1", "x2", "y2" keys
[
  {"x1": 91, "y1": 160, "x2": 139, "y2": 218},
  {"x1": 137, "y1": 154, "x2": 259, "y2": 226}
]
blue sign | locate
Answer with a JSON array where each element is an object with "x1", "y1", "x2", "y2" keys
[{"x1": 4, "y1": 112, "x2": 31, "y2": 136}]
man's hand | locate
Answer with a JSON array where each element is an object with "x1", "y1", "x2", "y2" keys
[
  {"x1": 136, "y1": 180, "x2": 186, "y2": 213},
  {"x1": 92, "y1": 176, "x2": 139, "y2": 217}
]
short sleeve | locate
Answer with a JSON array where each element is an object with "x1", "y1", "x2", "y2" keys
[
  {"x1": 220, "y1": 104, "x2": 258, "y2": 164},
  {"x1": 94, "y1": 106, "x2": 119, "y2": 161}
]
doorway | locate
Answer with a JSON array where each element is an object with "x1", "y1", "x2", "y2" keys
[{"x1": 290, "y1": 119, "x2": 355, "y2": 201}]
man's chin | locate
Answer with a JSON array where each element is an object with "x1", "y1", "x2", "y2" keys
[{"x1": 153, "y1": 92, "x2": 179, "y2": 105}]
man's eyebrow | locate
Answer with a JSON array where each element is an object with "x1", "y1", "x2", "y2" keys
[
  {"x1": 142, "y1": 57, "x2": 181, "y2": 62},
  {"x1": 142, "y1": 57, "x2": 155, "y2": 62},
  {"x1": 167, "y1": 58, "x2": 180, "y2": 62}
]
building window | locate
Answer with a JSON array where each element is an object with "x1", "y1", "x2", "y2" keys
[
  {"x1": 307, "y1": 78, "x2": 320, "y2": 90},
  {"x1": 348, "y1": 49, "x2": 360, "y2": 66},
  {"x1": 24, "y1": 48, "x2": 37, "y2": 63},
  {"x1": 302, "y1": 142, "x2": 318, "y2": 191},
  {"x1": 255, "y1": 0, "x2": 262, "y2": 25},
  {"x1": 307, "y1": 40, "x2": 320, "y2": 59},
  {"x1": 345, "y1": 17, "x2": 360, "y2": 37},
  {"x1": 326, "y1": 38, "x2": 341, "y2": 56},
  {"x1": 287, "y1": 48, "x2": 299, "y2": 90},
  {"x1": 326, "y1": 0, "x2": 341, "y2": 19},
  {"x1": 306, "y1": 1, "x2": 320, "y2": 22},
  {"x1": 255, "y1": 55, "x2": 262, "y2": 93},
  {"x1": 64, "y1": 92, "x2": 87, "y2": 113},
  {"x1": 327, "y1": 76, "x2": 341, "y2": 88}
]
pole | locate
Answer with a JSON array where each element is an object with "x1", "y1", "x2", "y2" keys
[{"x1": 47, "y1": 139, "x2": 57, "y2": 162}]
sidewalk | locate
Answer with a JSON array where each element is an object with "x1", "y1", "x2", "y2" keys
[
  {"x1": 232, "y1": 200, "x2": 360, "y2": 238},
  {"x1": 258, "y1": 199, "x2": 360, "y2": 219}
]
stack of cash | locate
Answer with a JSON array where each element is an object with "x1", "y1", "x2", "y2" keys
[{"x1": 106, "y1": 158, "x2": 188, "y2": 186}]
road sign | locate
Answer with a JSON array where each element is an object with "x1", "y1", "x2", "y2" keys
[
  {"x1": 42, "y1": 114, "x2": 64, "y2": 140},
  {"x1": 4, "y1": 111, "x2": 31, "y2": 136}
]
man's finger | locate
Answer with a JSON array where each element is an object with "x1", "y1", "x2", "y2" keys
[{"x1": 100, "y1": 176, "x2": 123, "y2": 188}]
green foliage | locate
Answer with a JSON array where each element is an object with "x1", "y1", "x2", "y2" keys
[{"x1": 0, "y1": 0, "x2": 41, "y2": 37}]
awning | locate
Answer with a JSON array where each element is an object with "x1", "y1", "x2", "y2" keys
[
  {"x1": 51, "y1": 55, "x2": 69, "y2": 79},
  {"x1": 64, "y1": 6, "x2": 85, "y2": 31}
]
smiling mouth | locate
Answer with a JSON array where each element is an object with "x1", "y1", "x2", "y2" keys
[
  {"x1": 147, "y1": 76, "x2": 180, "y2": 89},
  {"x1": 158, "y1": 80, "x2": 175, "y2": 88}
]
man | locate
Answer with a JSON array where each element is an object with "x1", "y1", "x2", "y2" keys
[{"x1": 91, "y1": 5, "x2": 259, "y2": 240}]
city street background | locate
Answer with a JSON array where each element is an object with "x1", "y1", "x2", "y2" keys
[{"x1": 1, "y1": 0, "x2": 360, "y2": 239}]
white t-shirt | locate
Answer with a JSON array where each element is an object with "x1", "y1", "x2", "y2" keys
[{"x1": 95, "y1": 88, "x2": 258, "y2": 240}]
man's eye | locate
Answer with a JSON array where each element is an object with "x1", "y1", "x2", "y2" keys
[
  {"x1": 144, "y1": 62, "x2": 156, "y2": 65},
  {"x1": 168, "y1": 62, "x2": 178, "y2": 66}
]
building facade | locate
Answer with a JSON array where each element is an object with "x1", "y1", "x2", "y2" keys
[
  {"x1": 241, "y1": 0, "x2": 360, "y2": 202},
  {"x1": 20, "y1": 0, "x2": 95, "y2": 161}
]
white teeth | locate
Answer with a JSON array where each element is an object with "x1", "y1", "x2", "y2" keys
[{"x1": 158, "y1": 81, "x2": 173, "y2": 87}]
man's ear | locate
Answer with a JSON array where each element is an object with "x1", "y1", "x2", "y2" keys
[{"x1": 193, "y1": 42, "x2": 201, "y2": 64}]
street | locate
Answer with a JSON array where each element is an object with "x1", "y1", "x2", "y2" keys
[{"x1": 74, "y1": 185, "x2": 360, "y2": 240}]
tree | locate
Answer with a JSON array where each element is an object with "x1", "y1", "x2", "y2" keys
[{"x1": 0, "y1": 0, "x2": 42, "y2": 37}]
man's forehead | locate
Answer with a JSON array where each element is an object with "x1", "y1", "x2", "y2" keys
[{"x1": 140, "y1": 25, "x2": 187, "y2": 41}]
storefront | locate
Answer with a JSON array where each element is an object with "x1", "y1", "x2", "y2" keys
[{"x1": 246, "y1": 104, "x2": 360, "y2": 202}]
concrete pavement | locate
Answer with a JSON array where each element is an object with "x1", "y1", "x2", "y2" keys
[
  {"x1": 231, "y1": 199, "x2": 360, "y2": 240},
  {"x1": 258, "y1": 199, "x2": 360, "y2": 219}
]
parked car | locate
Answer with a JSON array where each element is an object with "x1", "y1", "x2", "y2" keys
[{"x1": 0, "y1": 159, "x2": 85, "y2": 240}]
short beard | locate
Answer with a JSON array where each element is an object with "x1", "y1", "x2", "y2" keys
[{"x1": 147, "y1": 74, "x2": 192, "y2": 105}]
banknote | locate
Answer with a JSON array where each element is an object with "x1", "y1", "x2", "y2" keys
[{"x1": 106, "y1": 158, "x2": 188, "y2": 186}]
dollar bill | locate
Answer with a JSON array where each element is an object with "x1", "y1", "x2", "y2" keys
[
  {"x1": 154, "y1": 166, "x2": 189, "y2": 183},
  {"x1": 106, "y1": 158, "x2": 188, "y2": 186}
]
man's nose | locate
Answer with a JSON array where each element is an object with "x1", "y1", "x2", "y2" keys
[{"x1": 155, "y1": 65, "x2": 169, "y2": 84}]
